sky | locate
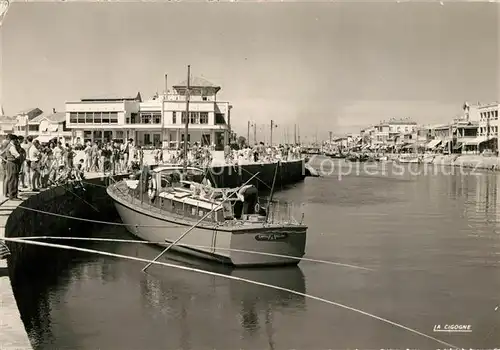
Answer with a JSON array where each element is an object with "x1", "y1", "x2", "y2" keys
[{"x1": 0, "y1": 2, "x2": 498, "y2": 141}]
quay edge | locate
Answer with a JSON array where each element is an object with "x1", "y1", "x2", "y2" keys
[
  {"x1": 1, "y1": 174, "x2": 126, "y2": 350},
  {"x1": 0, "y1": 160, "x2": 308, "y2": 348},
  {"x1": 1, "y1": 197, "x2": 34, "y2": 350},
  {"x1": 205, "y1": 159, "x2": 308, "y2": 190}
]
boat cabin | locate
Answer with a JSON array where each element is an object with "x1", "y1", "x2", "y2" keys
[{"x1": 124, "y1": 166, "x2": 267, "y2": 224}]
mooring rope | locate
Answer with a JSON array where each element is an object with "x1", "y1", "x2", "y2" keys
[
  {"x1": 16, "y1": 205, "x2": 183, "y2": 228},
  {"x1": 1, "y1": 237, "x2": 460, "y2": 349},
  {"x1": 17, "y1": 236, "x2": 373, "y2": 271}
]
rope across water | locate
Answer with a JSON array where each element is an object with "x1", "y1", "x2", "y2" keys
[{"x1": 2, "y1": 237, "x2": 460, "y2": 349}]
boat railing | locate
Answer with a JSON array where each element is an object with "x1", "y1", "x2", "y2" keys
[{"x1": 259, "y1": 198, "x2": 304, "y2": 225}]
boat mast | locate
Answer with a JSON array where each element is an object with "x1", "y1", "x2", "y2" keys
[
  {"x1": 183, "y1": 65, "x2": 191, "y2": 170},
  {"x1": 265, "y1": 162, "x2": 279, "y2": 222}
]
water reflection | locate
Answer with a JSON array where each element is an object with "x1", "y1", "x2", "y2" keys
[
  {"x1": 14, "y1": 228, "x2": 306, "y2": 350},
  {"x1": 11, "y1": 161, "x2": 500, "y2": 349}
]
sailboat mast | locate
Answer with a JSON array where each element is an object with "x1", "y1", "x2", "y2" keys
[{"x1": 184, "y1": 65, "x2": 191, "y2": 169}]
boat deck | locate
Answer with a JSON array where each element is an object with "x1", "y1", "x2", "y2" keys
[{"x1": 109, "y1": 181, "x2": 306, "y2": 233}]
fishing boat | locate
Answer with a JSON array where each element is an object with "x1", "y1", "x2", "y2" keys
[
  {"x1": 107, "y1": 165, "x2": 307, "y2": 267},
  {"x1": 108, "y1": 66, "x2": 306, "y2": 267}
]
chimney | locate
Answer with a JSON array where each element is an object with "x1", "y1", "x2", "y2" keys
[
  {"x1": 164, "y1": 74, "x2": 168, "y2": 97},
  {"x1": 52, "y1": 108, "x2": 56, "y2": 113}
]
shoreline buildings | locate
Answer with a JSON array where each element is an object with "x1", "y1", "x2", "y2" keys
[{"x1": 330, "y1": 102, "x2": 499, "y2": 155}]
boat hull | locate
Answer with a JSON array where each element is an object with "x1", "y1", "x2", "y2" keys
[
  {"x1": 397, "y1": 158, "x2": 421, "y2": 164},
  {"x1": 110, "y1": 191, "x2": 307, "y2": 267}
]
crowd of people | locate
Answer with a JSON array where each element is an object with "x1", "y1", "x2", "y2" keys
[
  {"x1": 0, "y1": 135, "x2": 306, "y2": 201},
  {"x1": 223, "y1": 142, "x2": 303, "y2": 164},
  {"x1": 0, "y1": 134, "x2": 85, "y2": 200}
]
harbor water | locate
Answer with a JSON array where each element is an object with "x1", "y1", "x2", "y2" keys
[{"x1": 12, "y1": 157, "x2": 500, "y2": 349}]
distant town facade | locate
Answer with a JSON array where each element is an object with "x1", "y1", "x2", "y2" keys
[{"x1": 327, "y1": 102, "x2": 499, "y2": 155}]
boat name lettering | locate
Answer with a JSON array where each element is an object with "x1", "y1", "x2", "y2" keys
[{"x1": 255, "y1": 233, "x2": 288, "y2": 241}]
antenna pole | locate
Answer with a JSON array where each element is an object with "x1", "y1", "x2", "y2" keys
[
  {"x1": 183, "y1": 66, "x2": 190, "y2": 169},
  {"x1": 253, "y1": 123, "x2": 257, "y2": 144},
  {"x1": 270, "y1": 120, "x2": 274, "y2": 146}
]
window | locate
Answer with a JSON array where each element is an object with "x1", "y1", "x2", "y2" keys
[
  {"x1": 190, "y1": 112, "x2": 198, "y2": 124},
  {"x1": 77, "y1": 112, "x2": 86, "y2": 123},
  {"x1": 110, "y1": 112, "x2": 118, "y2": 123},
  {"x1": 200, "y1": 112, "x2": 208, "y2": 124},
  {"x1": 70, "y1": 112, "x2": 77, "y2": 123},
  {"x1": 215, "y1": 113, "x2": 225, "y2": 124},
  {"x1": 140, "y1": 113, "x2": 152, "y2": 124},
  {"x1": 102, "y1": 112, "x2": 110, "y2": 123},
  {"x1": 153, "y1": 133, "x2": 161, "y2": 146},
  {"x1": 130, "y1": 113, "x2": 138, "y2": 124},
  {"x1": 144, "y1": 133, "x2": 151, "y2": 145},
  {"x1": 181, "y1": 134, "x2": 191, "y2": 142},
  {"x1": 153, "y1": 113, "x2": 161, "y2": 124},
  {"x1": 202, "y1": 96, "x2": 208, "y2": 101},
  {"x1": 93, "y1": 112, "x2": 102, "y2": 123},
  {"x1": 116, "y1": 131, "x2": 124, "y2": 139},
  {"x1": 172, "y1": 112, "x2": 177, "y2": 124},
  {"x1": 104, "y1": 131, "x2": 112, "y2": 141},
  {"x1": 181, "y1": 112, "x2": 187, "y2": 124}
]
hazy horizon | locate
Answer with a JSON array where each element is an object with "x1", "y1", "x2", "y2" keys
[{"x1": 1, "y1": 2, "x2": 498, "y2": 141}]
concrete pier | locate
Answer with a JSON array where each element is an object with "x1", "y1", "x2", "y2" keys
[
  {"x1": 0, "y1": 158, "x2": 308, "y2": 349},
  {"x1": 0, "y1": 172, "x2": 107, "y2": 350},
  {"x1": 1, "y1": 197, "x2": 33, "y2": 350}
]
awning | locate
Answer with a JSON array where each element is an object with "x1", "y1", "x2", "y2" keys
[
  {"x1": 35, "y1": 135, "x2": 55, "y2": 143},
  {"x1": 426, "y1": 139, "x2": 442, "y2": 149},
  {"x1": 49, "y1": 124, "x2": 59, "y2": 132},
  {"x1": 464, "y1": 136, "x2": 496, "y2": 146},
  {"x1": 402, "y1": 143, "x2": 415, "y2": 149}
]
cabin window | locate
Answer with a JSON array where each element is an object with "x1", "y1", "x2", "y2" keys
[
  {"x1": 191, "y1": 207, "x2": 196, "y2": 216},
  {"x1": 199, "y1": 210, "x2": 204, "y2": 217}
]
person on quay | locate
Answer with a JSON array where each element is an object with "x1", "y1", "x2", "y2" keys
[
  {"x1": 21, "y1": 136, "x2": 33, "y2": 189},
  {"x1": 0, "y1": 134, "x2": 22, "y2": 200},
  {"x1": 0, "y1": 139, "x2": 9, "y2": 195},
  {"x1": 14, "y1": 136, "x2": 26, "y2": 192},
  {"x1": 84, "y1": 142, "x2": 92, "y2": 172},
  {"x1": 28, "y1": 139, "x2": 41, "y2": 191},
  {"x1": 127, "y1": 139, "x2": 136, "y2": 170},
  {"x1": 90, "y1": 141, "x2": 99, "y2": 172},
  {"x1": 121, "y1": 139, "x2": 130, "y2": 172},
  {"x1": 16, "y1": 136, "x2": 27, "y2": 189}
]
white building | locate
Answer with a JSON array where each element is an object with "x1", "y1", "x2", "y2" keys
[
  {"x1": 465, "y1": 102, "x2": 499, "y2": 153},
  {"x1": 372, "y1": 118, "x2": 418, "y2": 145},
  {"x1": 65, "y1": 76, "x2": 232, "y2": 150},
  {"x1": 30, "y1": 111, "x2": 72, "y2": 144}
]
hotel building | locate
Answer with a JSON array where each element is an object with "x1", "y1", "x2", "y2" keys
[{"x1": 65, "y1": 76, "x2": 232, "y2": 149}]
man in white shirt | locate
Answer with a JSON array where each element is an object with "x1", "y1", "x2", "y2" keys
[
  {"x1": 127, "y1": 139, "x2": 136, "y2": 170},
  {"x1": 0, "y1": 134, "x2": 21, "y2": 200},
  {"x1": 22, "y1": 136, "x2": 33, "y2": 189},
  {"x1": 28, "y1": 139, "x2": 41, "y2": 191}
]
